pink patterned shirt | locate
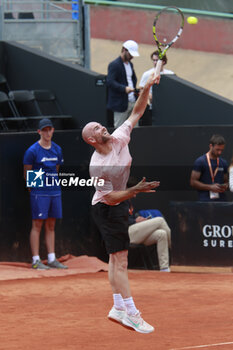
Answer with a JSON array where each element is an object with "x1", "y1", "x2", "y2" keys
[{"x1": 90, "y1": 120, "x2": 132, "y2": 205}]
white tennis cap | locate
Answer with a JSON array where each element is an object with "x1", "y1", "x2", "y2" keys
[{"x1": 123, "y1": 40, "x2": 140, "y2": 57}]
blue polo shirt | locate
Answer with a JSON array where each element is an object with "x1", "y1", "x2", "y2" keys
[
  {"x1": 193, "y1": 154, "x2": 228, "y2": 201},
  {"x1": 23, "y1": 141, "x2": 64, "y2": 195}
]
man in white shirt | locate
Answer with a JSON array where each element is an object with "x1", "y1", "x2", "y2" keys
[{"x1": 139, "y1": 50, "x2": 174, "y2": 109}]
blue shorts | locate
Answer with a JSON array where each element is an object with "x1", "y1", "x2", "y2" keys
[{"x1": 30, "y1": 194, "x2": 62, "y2": 220}]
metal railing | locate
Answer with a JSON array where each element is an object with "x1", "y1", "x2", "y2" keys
[
  {"x1": 2, "y1": 0, "x2": 79, "y2": 18},
  {"x1": 1, "y1": 0, "x2": 231, "y2": 68},
  {"x1": 83, "y1": 0, "x2": 233, "y2": 19},
  {"x1": 0, "y1": 0, "x2": 89, "y2": 66}
]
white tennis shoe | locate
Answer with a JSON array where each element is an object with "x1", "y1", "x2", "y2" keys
[
  {"x1": 122, "y1": 312, "x2": 155, "y2": 334},
  {"x1": 108, "y1": 306, "x2": 126, "y2": 324}
]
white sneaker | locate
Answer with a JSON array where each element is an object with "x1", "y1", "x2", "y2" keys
[
  {"x1": 108, "y1": 306, "x2": 126, "y2": 324},
  {"x1": 122, "y1": 312, "x2": 154, "y2": 334},
  {"x1": 160, "y1": 267, "x2": 170, "y2": 272}
]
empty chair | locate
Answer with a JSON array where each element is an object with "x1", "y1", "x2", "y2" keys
[
  {"x1": 32, "y1": 90, "x2": 73, "y2": 129},
  {"x1": 0, "y1": 74, "x2": 10, "y2": 94},
  {"x1": 0, "y1": 91, "x2": 27, "y2": 131},
  {"x1": 8, "y1": 90, "x2": 42, "y2": 130},
  {"x1": 4, "y1": 12, "x2": 15, "y2": 19},
  {"x1": 0, "y1": 91, "x2": 18, "y2": 118},
  {"x1": 8, "y1": 90, "x2": 39, "y2": 117},
  {"x1": 18, "y1": 12, "x2": 34, "y2": 19},
  {"x1": 0, "y1": 91, "x2": 14, "y2": 130},
  {"x1": 32, "y1": 90, "x2": 65, "y2": 116}
]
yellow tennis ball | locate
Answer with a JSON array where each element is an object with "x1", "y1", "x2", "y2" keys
[{"x1": 187, "y1": 16, "x2": 198, "y2": 24}]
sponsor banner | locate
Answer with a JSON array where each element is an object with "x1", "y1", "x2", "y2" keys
[{"x1": 170, "y1": 201, "x2": 233, "y2": 267}]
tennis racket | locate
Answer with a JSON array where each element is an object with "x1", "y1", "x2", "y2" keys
[{"x1": 153, "y1": 6, "x2": 184, "y2": 76}]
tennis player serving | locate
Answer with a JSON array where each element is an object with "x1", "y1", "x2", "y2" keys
[{"x1": 82, "y1": 72, "x2": 160, "y2": 334}]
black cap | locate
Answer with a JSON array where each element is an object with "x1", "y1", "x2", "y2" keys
[{"x1": 38, "y1": 118, "x2": 53, "y2": 130}]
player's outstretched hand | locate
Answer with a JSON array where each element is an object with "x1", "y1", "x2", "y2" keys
[
  {"x1": 146, "y1": 70, "x2": 160, "y2": 88},
  {"x1": 134, "y1": 177, "x2": 160, "y2": 194}
]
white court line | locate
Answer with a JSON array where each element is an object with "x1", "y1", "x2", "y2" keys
[{"x1": 170, "y1": 341, "x2": 233, "y2": 350}]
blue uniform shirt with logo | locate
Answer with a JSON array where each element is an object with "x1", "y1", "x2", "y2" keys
[
  {"x1": 23, "y1": 141, "x2": 64, "y2": 195},
  {"x1": 193, "y1": 154, "x2": 228, "y2": 201}
]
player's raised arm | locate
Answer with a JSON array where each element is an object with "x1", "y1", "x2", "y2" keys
[{"x1": 128, "y1": 71, "x2": 160, "y2": 128}]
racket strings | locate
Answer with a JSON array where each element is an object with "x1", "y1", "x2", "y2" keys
[{"x1": 155, "y1": 11, "x2": 182, "y2": 46}]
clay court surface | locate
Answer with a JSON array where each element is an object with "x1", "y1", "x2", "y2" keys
[{"x1": 0, "y1": 256, "x2": 233, "y2": 350}]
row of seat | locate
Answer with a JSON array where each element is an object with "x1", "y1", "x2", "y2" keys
[
  {"x1": 4, "y1": 12, "x2": 35, "y2": 20},
  {"x1": 0, "y1": 90, "x2": 72, "y2": 132},
  {"x1": 0, "y1": 74, "x2": 72, "y2": 132},
  {"x1": 0, "y1": 86, "x2": 72, "y2": 131}
]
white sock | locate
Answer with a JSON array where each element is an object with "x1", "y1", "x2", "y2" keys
[
  {"x1": 32, "y1": 255, "x2": 40, "y2": 264},
  {"x1": 113, "y1": 294, "x2": 125, "y2": 310},
  {"x1": 123, "y1": 297, "x2": 139, "y2": 316},
  {"x1": 48, "y1": 253, "x2": 56, "y2": 263}
]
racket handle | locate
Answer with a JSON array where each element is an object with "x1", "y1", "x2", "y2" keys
[{"x1": 154, "y1": 59, "x2": 163, "y2": 77}]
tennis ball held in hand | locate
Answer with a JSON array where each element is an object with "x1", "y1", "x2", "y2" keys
[{"x1": 187, "y1": 16, "x2": 198, "y2": 24}]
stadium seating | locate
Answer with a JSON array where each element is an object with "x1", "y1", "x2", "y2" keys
[
  {"x1": 0, "y1": 74, "x2": 10, "y2": 94},
  {"x1": 8, "y1": 90, "x2": 39, "y2": 117},
  {"x1": 32, "y1": 89, "x2": 71, "y2": 119},
  {"x1": 18, "y1": 12, "x2": 34, "y2": 19},
  {"x1": 0, "y1": 91, "x2": 28, "y2": 131},
  {"x1": 32, "y1": 89, "x2": 73, "y2": 128},
  {"x1": 4, "y1": 12, "x2": 15, "y2": 20},
  {"x1": 7, "y1": 89, "x2": 72, "y2": 130},
  {"x1": 0, "y1": 81, "x2": 73, "y2": 131}
]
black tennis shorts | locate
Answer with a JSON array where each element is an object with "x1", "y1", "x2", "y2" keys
[{"x1": 92, "y1": 201, "x2": 130, "y2": 254}]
